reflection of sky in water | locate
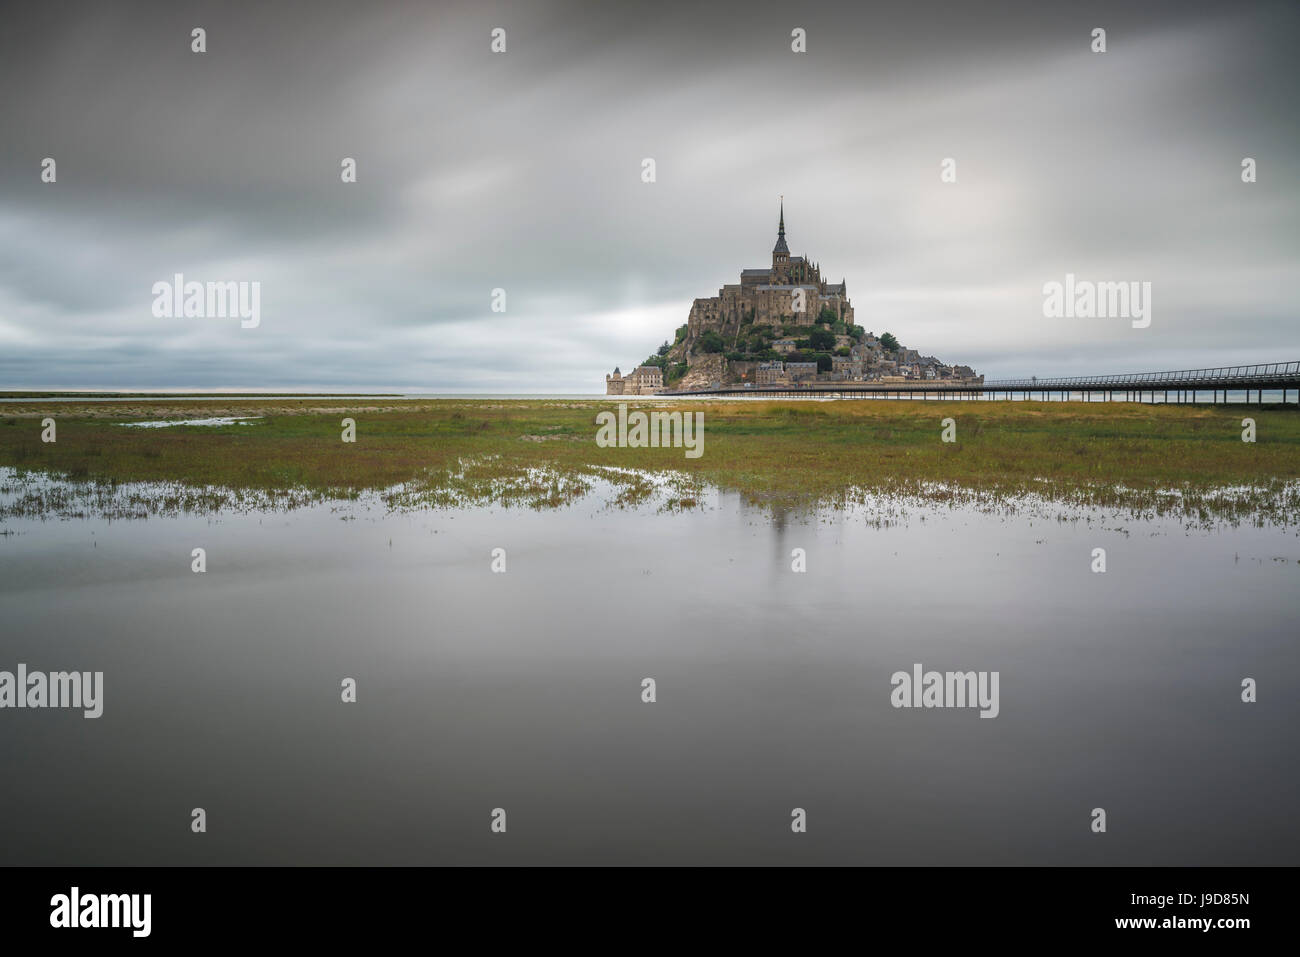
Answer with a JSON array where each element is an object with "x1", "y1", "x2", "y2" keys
[{"x1": 0, "y1": 477, "x2": 1296, "y2": 865}]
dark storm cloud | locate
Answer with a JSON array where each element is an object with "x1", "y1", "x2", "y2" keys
[{"x1": 0, "y1": 0, "x2": 1296, "y2": 390}]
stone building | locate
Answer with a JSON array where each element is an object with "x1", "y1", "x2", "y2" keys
[
  {"x1": 755, "y1": 361, "x2": 785, "y2": 385},
  {"x1": 785, "y1": 361, "x2": 819, "y2": 382},
  {"x1": 831, "y1": 356, "x2": 864, "y2": 378},
  {"x1": 684, "y1": 200, "x2": 854, "y2": 343},
  {"x1": 630, "y1": 365, "x2": 663, "y2": 392},
  {"x1": 606, "y1": 365, "x2": 664, "y2": 395}
]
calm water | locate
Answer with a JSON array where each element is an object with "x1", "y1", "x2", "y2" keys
[{"x1": 1, "y1": 476, "x2": 1297, "y2": 865}]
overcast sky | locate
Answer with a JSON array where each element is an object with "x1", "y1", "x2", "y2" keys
[{"x1": 1, "y1": 0, "x2": 1296, "y2": 392}]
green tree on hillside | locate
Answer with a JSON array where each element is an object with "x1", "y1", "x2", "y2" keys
[
  {"x1": 664, "y1": 362, "x2": 689, "y2": 385},
  {"x1": 697, "y1": 330, "x2": 725, "y2": 354},
  {"x1": 808, "y1": 326, "x2": 837, "y2": 351},
  {"x1": 879, "y1": 332, "x2": 900, "y2": 353}
]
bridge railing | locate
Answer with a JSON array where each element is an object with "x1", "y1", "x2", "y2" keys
[
  {"x1": 670, "y1": 361, "x2": 1300, "y2": 395},
  {"x1": 984, "y1": 361, "x2": 1300, "y2": 389}
]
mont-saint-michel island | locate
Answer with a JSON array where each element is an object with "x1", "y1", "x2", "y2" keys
[{"x1": 607, "y1": 201, "x2": 982, "y2": 395}]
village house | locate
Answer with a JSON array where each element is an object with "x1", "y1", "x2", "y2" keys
[
  {"x1": 831, "y1": 356, "x2": 864, "y2": 378},
  {"x1": 756, "y1": 361, "x2": 785, "y2": 385},
  {"x1": 785, "y1": 361, "x2": 819, "y2": 382}
]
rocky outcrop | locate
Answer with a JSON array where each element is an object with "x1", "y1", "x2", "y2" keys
[{"x1": 672, "y1": 354, "x2": 728, "y2": 392}]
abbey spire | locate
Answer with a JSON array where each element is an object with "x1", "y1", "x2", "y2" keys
[{"x1": 772, "y1": 196, "x2": 790, "y2": 263}]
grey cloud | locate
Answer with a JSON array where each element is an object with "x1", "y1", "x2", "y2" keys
[{"x1": 1, "y1": 0, "x2": 1296, "y2": 391}]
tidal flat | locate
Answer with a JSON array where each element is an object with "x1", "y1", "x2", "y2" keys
[
  {"x1": 2, "y1": 398, "x2": 1298, "y2": 865},
  {"x1": 0, "y1": 398, "x2": 1297, "y2": 525}
]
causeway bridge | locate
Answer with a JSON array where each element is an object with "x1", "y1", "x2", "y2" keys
[{"x1": 666, "y1": 361, "x2": 1300, "y2": 404}]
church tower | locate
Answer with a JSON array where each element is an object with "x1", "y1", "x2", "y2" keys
[{"x1": 772, "y1": 197, "x2": 789, "y2": 266}]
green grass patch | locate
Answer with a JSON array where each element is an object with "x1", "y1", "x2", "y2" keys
[{"x1": 0, "y1": 398, "x2": 1296, "y2": 521}]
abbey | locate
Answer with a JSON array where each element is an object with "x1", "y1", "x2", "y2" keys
[
  {"x1": 606, "y1": 201, "x2": 980, "y2": 393},
  {"x1": 687, "y1": 198, "x2": 853, "y2": 339}
]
